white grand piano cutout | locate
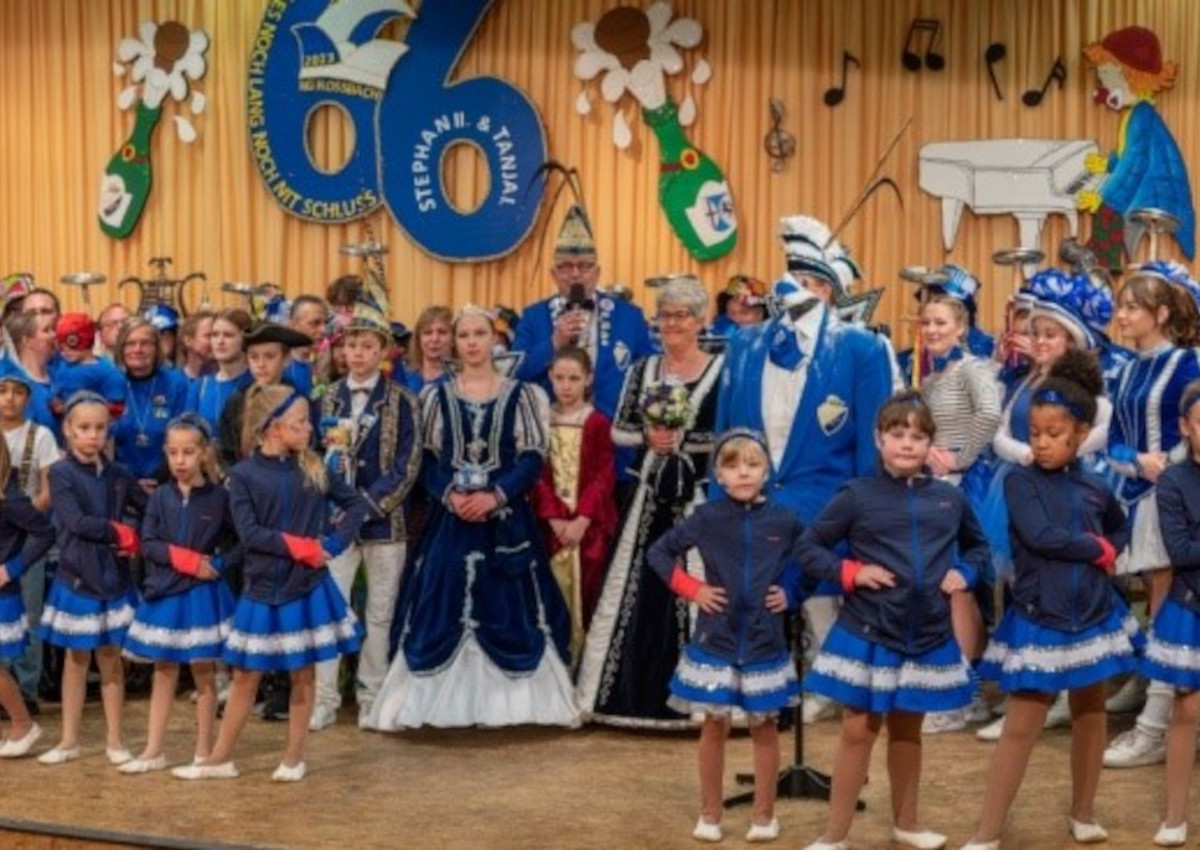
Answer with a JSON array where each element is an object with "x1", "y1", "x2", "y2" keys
[{"x1": 919, "y1": 139, "x2": 1100, "y2": 262}]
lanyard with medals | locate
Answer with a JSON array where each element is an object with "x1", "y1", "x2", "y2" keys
[{"x1": 126, "y1": 372, "x2": 161, "y2": 448}]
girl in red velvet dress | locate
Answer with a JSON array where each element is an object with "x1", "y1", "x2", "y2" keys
[{"x1": 530, "y1": 346, "x2": 617, "y2": 667}]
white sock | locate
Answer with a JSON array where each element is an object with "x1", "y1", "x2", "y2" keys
[{"x1": 1135, "y1": 681, "x2": 1174, "y2": 736}]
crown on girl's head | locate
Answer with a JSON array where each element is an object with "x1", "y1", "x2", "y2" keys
[{"x1": 452, "y1": 303, "x2": 495, "y2": 326}]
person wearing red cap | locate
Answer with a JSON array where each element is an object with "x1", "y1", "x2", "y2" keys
[
  {"x1": 1079, "y1": 26, "x2": 1195, "y2": 270},
  {"x1": 49, "y1": 314, "x2": 126, "y2": 421}
]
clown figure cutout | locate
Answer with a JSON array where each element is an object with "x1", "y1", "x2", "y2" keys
[{"x1": 1079, "y1": 26, "x2": 1195, "y2": 270}]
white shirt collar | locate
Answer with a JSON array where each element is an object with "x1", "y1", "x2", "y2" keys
[{"x1": 347, "y1": 374, "x2": 380, "y2": 393}]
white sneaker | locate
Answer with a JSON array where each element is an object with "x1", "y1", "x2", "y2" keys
[
  {"x1": 975, "y1": 715, "x2": 1006, "y2": 742},
  {"x1": 271, "y1": 761, "x2": 307, "y2": 782},
  {"x1": 801, "y1": 694, "x2": 838, "y2": 725},
  {"x1": 1154, "y1": 822, "x2": 1188, "y2": 846},
  {"x1": 1105, "y1": 675, "x2": 1147, "y2": 713},
  {"x1": 307, "y1": 704, "x2": 338, "y2": 732},
  {"x1": 963, "y1": 694, "x2": 992, "y2": 724},
  {"x1": 1103, "y1": 727, "x2": 1165, "y2": 768},
  {"x1": 1044, "y1": 691, "x2": 1071, "y2": 730},
  {"x1": 922, "y1": 709, "x2": 967, "y2": 735},
  {"x1": 1068, "y1": 817, "x2": 1108, "y2": 843},
  {"x1": 746, "y1": 818, "x2": 780, "y2": 842},
  {"x1": 692, "y1": 817, "x2": 723, "y2": 842}
]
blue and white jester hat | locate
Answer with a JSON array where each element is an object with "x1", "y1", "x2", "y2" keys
[{"x1": 1026, "y1": 268, "x2": 1113, "y2": 350}]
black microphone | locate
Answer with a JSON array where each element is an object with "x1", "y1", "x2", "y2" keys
[{"x1": 566, "y1": 283, "x2": 595, "y2": 313}]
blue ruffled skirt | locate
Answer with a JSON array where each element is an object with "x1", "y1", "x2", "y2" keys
[
  {"x1": 124, "y1": 581, "x2": 237, "y2": 664},
  {"x1": 223, "y1": 574, "x2": 363, "y2": 672},
  {"x1": 39, "y1": 582, "x2": 138, "y2": 650},
  {"x1": 0, "y1": 593, "x2": 28, "y2": 659},
  {"x1": 667, "y1": 645, "x2": 799, "y2": 718},
  {"x1": 979, "y1": 603, "x2": 1142, "y2": 693},
  {"x1": 1143, "y1": 596, "x2": 1200, "y2": 690},
  {"x1": 802, "y1": 622, "x2": 974, "y2": 714}
]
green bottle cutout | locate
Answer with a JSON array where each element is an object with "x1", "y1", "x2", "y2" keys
[
  {"x1": 98, "y1": 101, "x2": 162, "y2": 239},
  {"x1": 642, "y1": 97, "x2": 738, "y2": 261}
]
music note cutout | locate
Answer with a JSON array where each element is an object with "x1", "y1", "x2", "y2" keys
[
  {"x1": 901, "y1": 18, "x2": 945, "y2": 72},
  {"x1": 823, "y1": 51, "x2": 861, "y2": 107},
  {"x1": 984, "y1": 42, "x2": 1006, "y2": 101},
  {"x1": 1022, "y1": 56, "x2": 1067, "y2": 107}
]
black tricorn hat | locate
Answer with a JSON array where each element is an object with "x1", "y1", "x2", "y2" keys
[{"x1": 244, "y1": 322, "x2": 314, "y2": 350}]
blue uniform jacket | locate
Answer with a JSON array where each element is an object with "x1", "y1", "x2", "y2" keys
[
  {"x1": 50, "y1": 358, "x2": 126, "y2": 410},
  {"x1": 321, "y1": 375, "x2": 422, "y2": 543},
  {"x1": 647, "y1": 499, "x2": 804, "y2": 665},
  {"x1": 800, "y1": 471, "x2": 989, "y2": 654},
  {"x1": 712, "y1": 309, "x2": 893, "y2": 524},
  {"x1": 1155, "y1": 458, "x2": 1200, "y2": 614},
  {"x1": 1005, "y1": 463, "x2": 1130, "y2": 633},
  {"x1": 110, "y1": 366, "x2": 189, "y2": 480},
  {"x1": 140, "y1": 481, "x2": 241, "y2": 601},
  {"x1": 188, "y1": 369, "x2": 253, "y2": 432},
  {"x1": 0, "y1": 474, "x2": 55, "y2": 597},
  {"x1": 49, "y1": 455, "x2": 147, "y2": 600},
  {"x1": 513, "y1": 294, "x2": 654, "y2": 420},
  {"x1": 227, "y1": 452, "x2": 369, "y2": 605}
]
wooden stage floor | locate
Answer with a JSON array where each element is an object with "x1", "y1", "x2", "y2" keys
[{"x1": 0, "y1": 694, "x2": 1183, "y2": 849}]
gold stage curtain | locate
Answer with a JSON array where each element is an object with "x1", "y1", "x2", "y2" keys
[{"x1": 1, "y1": 0, "x2": 1198, "y2": 348}]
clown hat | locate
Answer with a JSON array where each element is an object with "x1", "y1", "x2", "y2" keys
[{"x1": 1026, "y1": 268, "x2": 1114, "y2": 350}]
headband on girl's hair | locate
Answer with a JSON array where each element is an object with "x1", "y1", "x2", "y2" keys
[
  {"x1": 1032, "y1": 388, "x2": 1086, "y2": 422},
  {"x1": 168, "y1": 412, "x2": 213, "y2": 441},
  {"x1": 260, "y1": 390, "x2": 303, "y2": 434},
  {"x1": 714, "y1": 427, "x2": 769, "y2": 458},
  {"x1": 63, "y1": 390, "x2": 109, "y2": 413}
]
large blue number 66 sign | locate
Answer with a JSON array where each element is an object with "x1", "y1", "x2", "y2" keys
[{"x1": 247, "y1": 0, "x2": 547, "y2": 262}]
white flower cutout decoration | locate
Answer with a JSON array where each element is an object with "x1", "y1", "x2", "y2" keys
[
  {"x1": 114, "y1": 20, "x2": 209, "y2": 143},
  {"x1": 571, "y1": 2, "x2": 707, "y2": 149}
]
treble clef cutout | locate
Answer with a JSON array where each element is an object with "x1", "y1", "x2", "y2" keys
[{"x1": 763, "y1": 98, "x2": 796, "y2": 173}]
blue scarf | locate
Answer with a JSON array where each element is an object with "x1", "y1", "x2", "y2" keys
[
  {"x1": 929, "y1": 346, "x2": 964, "y2": 375},
  {"x1": 768, "y1": 325, "x2": 804, "y2": 371}
]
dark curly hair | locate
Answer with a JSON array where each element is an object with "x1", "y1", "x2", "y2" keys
[{"x1": 1031, "y1": 349, "x2": 1103, "y2": 425}]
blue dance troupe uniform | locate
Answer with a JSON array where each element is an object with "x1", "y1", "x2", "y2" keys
[
  {"x1": 224, "y1": 450, "x2": 367, "y2": 671},
  {"x1": 979, "y1": 462, "x2": 1142, "y2": 692},
  {"x1": 123, "y1": 480, "x2": 239, "y2": 664},
  {"x1": 0, "y1": 475, "x2": 56, "y2": 658},
  {"x1": 40, "y1": 455, "x2": 147, "y2": 649},
  {"x1": 800, "y1": 469, "x2": 988, "y2": 714},
  {"x1": 647, "y1": 496, "x2": 804, "y2": 720}
]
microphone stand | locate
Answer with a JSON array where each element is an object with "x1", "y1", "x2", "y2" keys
[{"x1": 724, "y1": 610, "x2": 865, "y2": 810}]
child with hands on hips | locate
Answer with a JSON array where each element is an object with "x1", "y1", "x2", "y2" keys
[
  {"x1": 0, "y1": 433, "x2": 57, "y2": 758},
  {"x1": 647, "y1": 429, "x2": 803, "y2": 845},
  {"x1": 119, "y1": 414, "x2": 238, "y2": 774},
  {"x1": 172, "y1": 384, "x2": 367, "y2": 783},
  {"x1": 964, "y1": 351, "x2": 1139, "y2": 850},
  {"x1": 798, "y1": 390, "x2": 990, "y2": 850},
  {"x1": 1142, "y1": 378, "x2": 1200, "y2": 847},
  {"x1": 38, "y1": 391, "x2": 148, "y2": 767}
]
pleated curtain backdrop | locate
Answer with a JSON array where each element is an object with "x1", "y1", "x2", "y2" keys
[{"x1": 0, "y1": 0, "x2": 1197, "y2": 349}]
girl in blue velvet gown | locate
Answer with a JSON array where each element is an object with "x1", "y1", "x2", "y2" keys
[{"x1": 367, "y1": 306, "x2": 577, "y2": 730}]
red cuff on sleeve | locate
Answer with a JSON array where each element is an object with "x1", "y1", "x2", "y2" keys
[
  {"x1": 668, "y1": 567, "x2": 704, "y2": 601},
  {"x1": 1089, "y1": 534, "x2": 1117, "y2": 574},
  {"x1": 110, "y1": 522, "x2": 139, "y2": 557},
  {"x1": 169, "y1": 545, "x2": 203, "y2": 577},
  {"x1": 840, "y1": 559, "x2": 863, "y2": 594},
  {"x1": 282, "y1": 534, "x2": 323, "y2": 568}
]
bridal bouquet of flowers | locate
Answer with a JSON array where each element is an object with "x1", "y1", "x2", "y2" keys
[{"x1": 639, "y1": 381, "x2": 693, "y2": 429}]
